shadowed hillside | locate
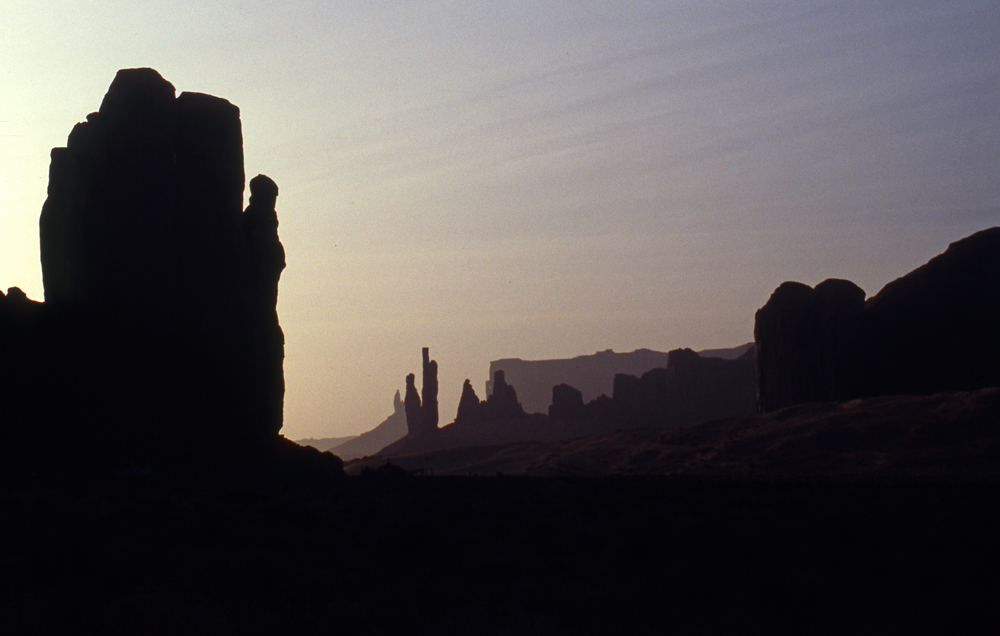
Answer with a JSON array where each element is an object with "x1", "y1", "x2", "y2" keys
[{"x1": 326, "y1": 390, "x2": 408, "y2": 459}]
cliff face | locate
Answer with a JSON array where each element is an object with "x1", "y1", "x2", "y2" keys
[
  {"x1": 755, "y1": 227, "x2": 1000, "y2": 413},
  {"x1": 754, "y1": 279, "x2": 866, "y2": 413},
  {"x1": 2, "y1": 68, "x2": 286, "y2": 469}
]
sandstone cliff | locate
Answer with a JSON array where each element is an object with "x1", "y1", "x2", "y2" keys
[{"x1": 755, "y1": 227, "x2": 1000, "y2": 412}]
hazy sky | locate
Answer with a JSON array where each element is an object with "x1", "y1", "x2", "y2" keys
[{"x1": 3, "y1": 1, "x2": 998, "y2": 439}]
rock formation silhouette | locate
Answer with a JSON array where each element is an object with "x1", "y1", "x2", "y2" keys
[
  {"x1": 404, "y1": 373, "x2": 424, "y2": 436},
  {"x1": 608, "y1": 347, "x2": 757, "y2": 428},
  {"x1": 863, "y1": 227, "x2": 1000, "y2": 397},
  {"x1": 0, "y1": 68, "x2": 308, "y2": 471},
  {"x1": 242, "y1": 174, "x2": 286, "y2": 437},
  {"x1": 754, "y1": 279, "x2": 866, "y2": 413},
  {"x1": 402, "y1": 348, "x2": 440, "y2": 438},
  {"x1": 755, "y1": 227, "x2": 1000, "y2": 412},
  {"x1": 548, "y1": 384, "x2": 585, "y2": 422},
  {"x1": 323, "y1": 390, "x2": 408, "y2": 460},
  {"x1": 389, "y1": 349, "x2": 446, "y2": 453},
  {"x1": 421, "y1": 347, "x2": 439, "y2": 429},
  {"x1": 488, "y1": 344, "x2": 753, "y2": 414},
  {"x1": 376, "y1": 348, "x2": 753, "y2": 459},
  {"x1": 0, "y1": 288, "x2": 47, "y2": 462},
  {"x1": 482, "y1": 370, "x2": 527, "y2": 421},
  {"x1": 455, "y1": 379, "x2": 482, "y2": 425},
  {"x1": 452, "y1": 372, "x2": 527, "y2": 426}
]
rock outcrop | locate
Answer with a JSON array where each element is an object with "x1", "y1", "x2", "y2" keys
[
  {"x1": 755, "y1": 227, "x2": 1000, "y2": 413},
  {"x1": 610, "y1": 347, "x2": 757, "y2": 428},
  {"x1": 488, "y1": 344, "x2": 753, "y2": 414},
  {"x1": 863, "y1": 227, "x2": 1000, "y2": 397},
  {"x1": 482, "y1": 370, "x2": 527, "y2": 421},
  {"x1": 455, "y1": 379, "x2": 482, "y2": 425},
  {"x1": 402, "y1": 348, "x2": 441, "y2": 438},
  {"x1": 378, "y1": 370, "x2": 542, "y2": 458},
  {"x1": 754, "y1": 279, "x2": 866, "y2": 413},
  {"x1": 452, "y1": 370, "x2": 529, "y2": 426},
  {"x1": 376, "y1": 348, "x2": 754, "y2": 458},
  {"x1": 1, "y1": 68, "x2": 293, "y2": 470},
  {"x1": 242, "y1": 174, "x2": 286, "y2": 437},
  {"x1": 548, "y1": 384, "x2": 585, "y2": 422},
  {"x1": 421, "y1": 347, "x2": 439, "y2": 429},
  {"x1": 404, "y1": 373, "x2": 423, "y2": 436}
]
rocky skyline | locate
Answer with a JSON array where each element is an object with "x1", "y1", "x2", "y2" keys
[{"x1": 3, "y1": 2, "x2": 998, "y2": 438}]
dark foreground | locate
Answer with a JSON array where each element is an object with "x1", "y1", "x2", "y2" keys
[{"x1": 2, "y1": 473, "x2": 998, "y2": 635}]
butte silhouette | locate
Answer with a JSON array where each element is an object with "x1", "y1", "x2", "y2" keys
[{"x1": 0, "y1": 68, "x2": 330, "y2": 474}]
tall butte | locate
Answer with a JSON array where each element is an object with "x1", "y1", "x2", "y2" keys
[{"x1": 36, "y1": 68, "x2": 284, "y2": 464}]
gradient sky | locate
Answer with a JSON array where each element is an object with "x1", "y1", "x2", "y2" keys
[{"x1": 3, "y1": 1, "x2": 998, "y2": 439}]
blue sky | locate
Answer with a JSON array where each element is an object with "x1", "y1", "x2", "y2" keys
[{"x1": 2, "y1": 1, "x2": 998, "y2": 438}]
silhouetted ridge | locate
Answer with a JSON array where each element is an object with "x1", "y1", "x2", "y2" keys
[
  {"x1": 325, "y1": 390, "x2": 408, "y2": 459},
  {"x1": 375, "y1": 347, "x2": 755, "y2": 459},
  {"x1": 488, "y1": 344, "x2": 753, "y2": 414},
  {"x1": 864, "y1": 227, "x2": 1000, "y2": 396},
  {"x1": 606, "y1": 347, "x2": 757, "y2": 428},
  {"x1": 755, "y1": 227, "x2": 1000, "y2": 412}
]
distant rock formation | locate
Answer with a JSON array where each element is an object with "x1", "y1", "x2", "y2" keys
[
  {"x1": 452, "y1": 370, "x2": 529, "y2": 427},
  {"x1": 404, "y1": 373, "x2": 423, "y2": 436},
  {"x1": 609, "y1": 347, "x2": 757, "y2": 428},
  {"x1": 482, "y1": 370, "x2": 527, "y2": 420},
  {"x1": 325, "y1": 390, "x2": 408, "y2": 460},
  {"x1": 378, "y1": 369, "x2": 541, "y2": 457},
  {"x1": 549, "y1": 384, "x2": 584, "y2": 422},
  {"x1": 488, "y1": 344, "x2": 753, "y2": 414},
  {"x1": 0, "y1": 69, "x2": 301, "y2": 471},
  {"x1": 401, "y1": 348, "x2": 441, "y2": 439},
  {"x1": 455, "y1": 380, "x2": 482, "y2": 425},
  {"x1": 373, "y1": 347, "x2": 755, "y2": 460},
  {"x1": 421, "y1": 347, "x2": 439, "y2": 429},
  {"x1": 755, "y1": 227, "x2": 1000, "y2": 413}
]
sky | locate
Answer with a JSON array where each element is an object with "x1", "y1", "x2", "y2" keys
[{"x1": 2, "y1": 1, "x2": 998, "y2": 439}]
